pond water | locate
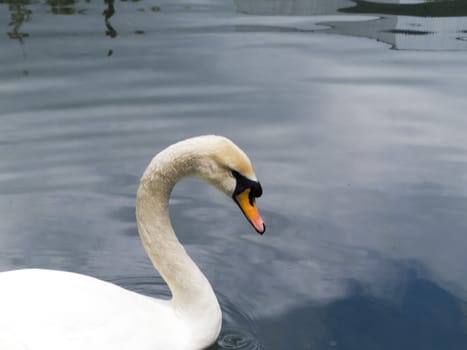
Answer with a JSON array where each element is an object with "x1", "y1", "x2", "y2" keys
[{"x1": 2, "y1": 0, "x2": 467, "y2": 348}]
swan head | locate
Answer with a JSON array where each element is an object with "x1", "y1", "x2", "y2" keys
[{"x1": 188, "y1": 135, "x2": 266, "y2": 234}]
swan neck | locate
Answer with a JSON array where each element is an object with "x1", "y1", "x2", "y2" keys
[{"x1": 135, "y1": 147, "x2": 220, "y2": 317}]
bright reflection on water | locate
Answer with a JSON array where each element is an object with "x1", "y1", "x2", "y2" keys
[{"x1": 1, "y1": 0, "x2": 467, "y2": 348}]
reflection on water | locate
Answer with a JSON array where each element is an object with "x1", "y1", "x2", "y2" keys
[
  {"x1": 4, "y1": 0, "x2": 467, "y2": 50},
  {"x1": 103, "y1": 0, "x2": 117, "y2": 38},
  {"x1": 6, "y1": 1, "x2": 31, "y2": 43},
  {"x1": 47, "y1": 0, "x2": 82, "y2": 15},
  {"x1": 260, "y1": 274, "x2": 467, "y2": 349},
  {"x1": 342, "y1": 0, "x2": 467, "y2": 17},
  {"x1": 2, "y1": 0, "x2": 119, "y2": 43},
  {"x1": 235, "y1": 0, "x2": 467, "y2": 50},
  {"x1": 234, "y1": 0, "x2": 351, "y2": 16},
  {"x1": 334, "y1": 0, "x2": 467, "y2": 50}
]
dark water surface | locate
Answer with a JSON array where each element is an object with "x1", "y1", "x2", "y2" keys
[{"x1": 2, "y1": 0, "x2": 467, "y2": 349}]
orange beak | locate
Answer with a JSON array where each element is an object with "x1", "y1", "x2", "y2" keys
[{"x1": 234, "y1": 188, "x2": 265, "y2": 234}]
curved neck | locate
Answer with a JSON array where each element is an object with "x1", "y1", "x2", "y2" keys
[{"x1": 135, "y1": 144, "x2": 219, "y2": 317}]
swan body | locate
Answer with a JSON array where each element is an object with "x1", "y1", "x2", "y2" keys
[
  {"x1": 0, "y1": 136, "x2": 265, "y2": 350},
  {"x1": 0, "y1": 269, "x2": 194, "y2": 350}
]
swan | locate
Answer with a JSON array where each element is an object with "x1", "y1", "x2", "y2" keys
[{"x1": 0, "y1": 135, "x2": 265, "y2": 350}]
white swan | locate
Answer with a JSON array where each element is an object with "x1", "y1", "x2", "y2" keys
[{"x1": 0, "y1": 135, "x2": 265, "y2": 350}]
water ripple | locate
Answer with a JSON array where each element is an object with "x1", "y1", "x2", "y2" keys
[
  {"x1": 213, "y1": 292, "x2": 262, "y2": 350},
  {"x1": 216, "y1": 330, "x2": 262, "y2": 350}
]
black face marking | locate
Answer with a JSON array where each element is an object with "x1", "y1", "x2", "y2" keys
[{"x1": 231, "y1": 170, "x2": 263, "y2": 203}]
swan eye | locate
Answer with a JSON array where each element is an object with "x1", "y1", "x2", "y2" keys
[
  {"x1": 230, "y1": 170, "x2": 242, "y2": 183},
  {"x1": 230, "y1": 169, "x2": 242, "y2": 179},
  {"x1": 231, "y1": 170, "x2": 262, "y2": 199}
]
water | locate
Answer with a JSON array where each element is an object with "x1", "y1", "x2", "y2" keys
[{"x1": 1, "y1": 0, "x2": 467, "y2": 348}]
